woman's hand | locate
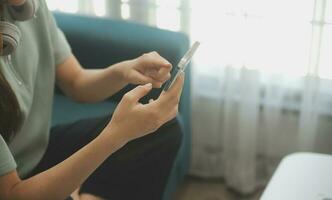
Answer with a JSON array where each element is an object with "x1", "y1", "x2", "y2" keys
[
  {"x1": 121, "y1": 51, "x2": 172, "y2": 88},
  {"x1": 104, "y1": 72, "x2": 184, "y2": 144}
]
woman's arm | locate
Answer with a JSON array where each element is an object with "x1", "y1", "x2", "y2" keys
[
  {"x1": 0, "y1": 73, "x2": 184, "y2": 200},
  {"x1": 0, "y1": 129, "x2": 125, "y2": 200},
  {"x1": 56, "y1": 52, "x2": 171, "y2": 103},
  {"x1": 56, "y1": 55, "x2": 128, "y2": 103}
]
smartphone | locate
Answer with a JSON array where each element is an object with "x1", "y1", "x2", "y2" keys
[{"x1": 163, "y1": 41, "x2": 200, "y2": 91}]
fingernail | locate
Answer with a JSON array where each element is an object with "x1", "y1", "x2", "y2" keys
[{"x1": 146, "y1": 83, "x2": 152, "y2": 87}]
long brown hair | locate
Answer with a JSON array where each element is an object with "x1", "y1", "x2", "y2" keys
[
  {"x1": 0, "y1": 69, "x2": 23, "y2": 142},
  {"x1": 0, "y1": 5, "x2": 23, "y2": 142}
]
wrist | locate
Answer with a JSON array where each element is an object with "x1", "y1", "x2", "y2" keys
[
  {"x1": 99, "y1": 126, "x2": 128, "y2": 154},
  {"x1": 101, "y1": 122, "x2": 129, "y2": 146},
  {"x1": 111, "y1": 60, "x2": 135, "y2": 84}
]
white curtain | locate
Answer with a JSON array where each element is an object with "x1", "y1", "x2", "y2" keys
[
  {"x1": 190, "y1": 0, "x2": 332, "y2": 194},
  {"x1": 190, "y1": 69, "x2": 332, "y2": 193},
  {"x1": 47, "y1": 0, "x2": 332, "y2": 194}
]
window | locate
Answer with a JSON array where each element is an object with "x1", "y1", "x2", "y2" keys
[
  {"x1": 319, "y1": 0, "x2": 332, "y2": 79},
  {"x1": 47, "y1": 0, "x2": 331, "y2": 79},
  {"x1": 47, "y1": 0, "x2": 79, "y2": 13},
  {"x1": 93, "y1": 0, "x2": 106, "y2": 16},
  {"x1": 190, "y1": 0, "x2": 316, "y2": 76},
  {"x1": 121, "y1": 0, "x2": 130, "y2": 19}
]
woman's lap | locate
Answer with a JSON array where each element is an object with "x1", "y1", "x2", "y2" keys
[{"x1": 31, "y1": 115, "x2": 182, "y2": 200}]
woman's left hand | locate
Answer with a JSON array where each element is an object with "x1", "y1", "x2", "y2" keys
[{"x1": 121, "y1": 51, "x2": 172, "y2": 88}]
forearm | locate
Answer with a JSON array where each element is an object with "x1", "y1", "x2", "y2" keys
[
  {"x1": 56, "y1": 55, "x2": 133, "y2": 103},
  {"x1": 70, "y1": 62, "x2": 129, "y2": 103},
  {"x1": 7, "y1": 129, "x2": 125, "y2": 200},
  {"x1": 56, "y1": 53, "x2": 171, "y2": 103}
]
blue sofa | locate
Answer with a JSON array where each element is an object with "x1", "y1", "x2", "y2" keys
[{"x1": 52, "y1": 12, "x2": 191, "y2": 200}]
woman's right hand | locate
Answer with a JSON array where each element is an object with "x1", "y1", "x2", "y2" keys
[{"x1": 104, "y1": 72, "x2": 185, "y2": 144}]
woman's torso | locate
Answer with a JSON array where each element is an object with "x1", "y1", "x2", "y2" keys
[{"x1": 0, "y1": 0, "x2": 71, "y2": 178}]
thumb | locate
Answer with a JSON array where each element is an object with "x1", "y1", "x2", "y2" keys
[{"x1": 125, "y1": 83, "x2": 153, "y2": 103}]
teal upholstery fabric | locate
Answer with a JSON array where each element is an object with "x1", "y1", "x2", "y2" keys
[{"x1": 52, "y1": 12, "x2": 191, "y2": 200}]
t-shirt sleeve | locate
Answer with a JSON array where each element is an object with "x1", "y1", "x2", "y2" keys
[
  {"x1": 43, "y1": 1, "x2": 72, "y2": 66},
  {"x1": 0, "y1": 135, "x2": 17, "y2": 176},
  {"x1": 52, "y1": 28, "x2": 72, "y2": 66}
]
